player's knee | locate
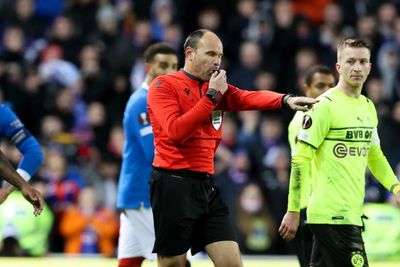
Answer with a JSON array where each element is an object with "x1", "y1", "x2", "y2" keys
[
  {"x1": 212, "y1": 254, "x2": 243, "y2": 267},
  {"x1": 158, "y1": 255, "x2": 186, "y2": 267},
  {"x1": 214, "y1": 259, "x2": 243, "y2": 267}
]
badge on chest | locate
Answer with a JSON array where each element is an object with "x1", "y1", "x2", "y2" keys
[{"x1": 211, "y1": 110, "x2": 222, "y2": 130}]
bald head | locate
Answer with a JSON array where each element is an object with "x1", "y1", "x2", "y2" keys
[
  {"x1": 183, "y1": 29, "x2": 221, "y2": 53},
  {"x1": 183, "y1": 29, "x2": 223, "y2": 81}
]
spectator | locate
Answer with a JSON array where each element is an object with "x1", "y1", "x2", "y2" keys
[
  {"x1": 0, "y1": 178, "x2": 53, "y2": 256},
  {"x1": 233, "y1": 182, "x2": 277, "y2": 254},
  {"x1": 59, "y1": 186, "x2": 118, "y2": 256}
]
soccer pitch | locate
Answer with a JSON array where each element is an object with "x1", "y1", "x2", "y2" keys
[{"x1": 1, "y1": 257, "x2": 399, "y2": 267}]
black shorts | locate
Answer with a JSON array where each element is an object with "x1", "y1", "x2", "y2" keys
[
  {"x1": 294, "y1": 209, "x2": 313, "y2": 267},
  {"x1": 150, "y1": 167, "x2": 236, "y2": 256},
  {"x1": 309, "y1": 224, "x2": 369, "y2": 267}
]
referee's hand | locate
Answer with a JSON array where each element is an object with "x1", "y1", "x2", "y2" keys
[
  {"x1": 279, "y1": 211, "x2": 300, "y2": 241},
  {"x1": 285, "y1": 96, "x2": 318, "y2": 112}
]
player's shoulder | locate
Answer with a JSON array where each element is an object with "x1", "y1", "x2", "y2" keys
[
  {"x1": 313, "y1": 88, "x2": 344, "y2": 111},
  {"x1": 126, "y1": 89, "x2": 147, "y2": 110},
  {"x1": 317, "y1": 88, "x2": 336, "y2": 104},
  {"x1": 0, "y1": 104, "x2": 16, "y2": 118},
  {"x1": 149, "y1": 73, "x2": 176, "y2": 94},
  {"x1": 152, "y1": 71, "x2": 181, "y2": 85},
  {"x1": 0, "y1": 103, "x2": 10, "y2": 112},
  {"x1": 306, "y1": 90, "x2": 334, "y2": 114},
  {"x1": 128, "y1": 88, "x2": 146, "y2": 105},
  {"x1": 290, "y1": 111, "x2": 304, "y2": 126},
  {"x1": 359, "y1": 94, "x2": 375, "y2": 108}
]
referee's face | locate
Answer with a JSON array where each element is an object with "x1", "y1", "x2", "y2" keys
[{"x1": 191, "y1": 32, "x2": 223, "y2": 81}]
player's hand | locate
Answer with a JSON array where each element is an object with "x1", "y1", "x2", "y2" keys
[
  {"x1": 279, "y1": 211, "x2": 300, "y2": 241},
  {"x1": 209, "y1": 69, "x2": 228, "y2": 95},
  {"x1": 20, "y1": 183, "x2": 44, "y2": 216},
  {"x1": 285, "y1": 96, "x2": 318, "y2": 112},
  {"x1": 395, "y1": 191, "x2": 400, "y2": 206},
  {"x1": 0, "y1": 186, "x2": 13, "y2": 204}
]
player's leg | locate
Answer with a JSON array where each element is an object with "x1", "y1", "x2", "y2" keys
[
  {"x1": 199, "y1": 180, "x2": 242, "y2": 267},
  {"x1": 128, "y1": 208, "x2": 157, "y2": 260},
  {"x1": 158, "y1": 254, "x2": 188, "y2": 267},
  {"x1": 309, "y1": 224, "x2": 369, "y2": 267},
  {"x1": 294, "y1": 208, "x2": 313, "y2": 267},
  {"x1": 118, "y1": 257, "x2": 144, "y2": 267},
  {"x1": 117, "y1": 211, "x2": 146, "y2": 267},
  {"x1": 206, "y1": 240, "x2": 243, "y2": 267},
  {"x1": 309, "y1": 235, "x2": 326, "y2": 267},
  {"x1": 150, "y1": 169, "x2": 201, "y2": 267}
]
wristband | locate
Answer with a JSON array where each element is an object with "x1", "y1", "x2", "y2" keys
[
  {"x1": 17, "y1": 168, "x2": 31, "y2": 181},
  {"x1": 282, "y1": 94, "x2": 295, "y2": 108},
  {"x1": 390, "y1": 183, "x2": 400, "y2": 194}
]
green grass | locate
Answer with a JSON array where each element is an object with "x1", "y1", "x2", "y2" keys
[{"x1": 0, "y1": 257, "x2": 399, "y2": 267}]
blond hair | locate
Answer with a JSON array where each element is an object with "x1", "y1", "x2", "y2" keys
[{"x1": 337, "y1": 38, "x2": 371, "y2": 61}]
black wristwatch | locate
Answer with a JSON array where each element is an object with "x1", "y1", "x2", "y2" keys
[{"x1": 206, "y1": 88, "x2": 222, "y2": 104}]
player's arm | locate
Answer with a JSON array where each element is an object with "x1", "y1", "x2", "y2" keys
[
  {"x1": 0, "y1": 106, "x2": 44, "y2": 196},
  {"x1": 279, "y1": 141, "x2": 315, "y2": 241},
  {"x1": 367, "y1": 129, "x2": 400, "y2": 203},
  {"x1": 148, "y1": 77, "x2": 215, "y2": 143},
  {"x1": 219, "y1": 85, "x2": 283, "y2": 111},
  {"x1": 280, "y1": 98, "x2": 330, "y2": 241},
  {"x1": 220, "y1": 85, "x2": 317, "y2": 112},
  {"x1": 129, "y1": 96, "x2": 154, "y2": 163},
  {"x1": 287, "y1": 141, "x2": 315, "y2": 212},
  {"x1": 288, "y1": 113, "x2": 300, "y2": 155},
  {"x1": 0, "y1": 149, "x2": 29, "y2": 190},
  {"x1": 0, "y1": 149, "x2": 43, "y2": 215}
]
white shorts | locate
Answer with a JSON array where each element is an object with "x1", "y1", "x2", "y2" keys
[{"x1": 117, "y1": 207, "x2": 156, "y2": 260}]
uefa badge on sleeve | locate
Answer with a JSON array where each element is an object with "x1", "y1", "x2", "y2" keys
[{"x1": 302, "y1": 115, "x2": 312, "y2": 129}]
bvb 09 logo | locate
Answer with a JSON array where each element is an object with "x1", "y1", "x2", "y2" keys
[{"x1": 351, "y1": 251, "x2": 365, "y2": 267}]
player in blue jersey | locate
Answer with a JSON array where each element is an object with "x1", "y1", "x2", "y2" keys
[
  {"x1": 117, "y1": 43, "x2": 179, "y2": 267},
  {"x1": 0, "y1": 104, "x2": 44, "y2": 204}
]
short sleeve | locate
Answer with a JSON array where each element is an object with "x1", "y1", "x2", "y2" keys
[{"x1": 297, "y1": 100, "x2": 331, "y2": 149}]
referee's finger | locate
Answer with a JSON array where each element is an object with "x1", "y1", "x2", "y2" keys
[{"x1": 296, "y1": 105, "x2": 310, "y2": 112}]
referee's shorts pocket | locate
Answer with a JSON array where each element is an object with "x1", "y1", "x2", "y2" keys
[{"x1": 150, "y1": 168, "x2": 162, "y2": 208}]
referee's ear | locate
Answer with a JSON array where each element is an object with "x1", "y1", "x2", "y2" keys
[{"x1": 185, "y1": 47, "x2": 194, "y2": 61}]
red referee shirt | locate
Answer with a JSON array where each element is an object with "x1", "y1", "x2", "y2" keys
[{"x1": 148, "y1": 70, "x2": 284, "y2": 174}]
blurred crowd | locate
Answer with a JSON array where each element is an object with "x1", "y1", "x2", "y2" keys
[{"x1": 0, "y1": 0, "x2": 400, "y2": 257}]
